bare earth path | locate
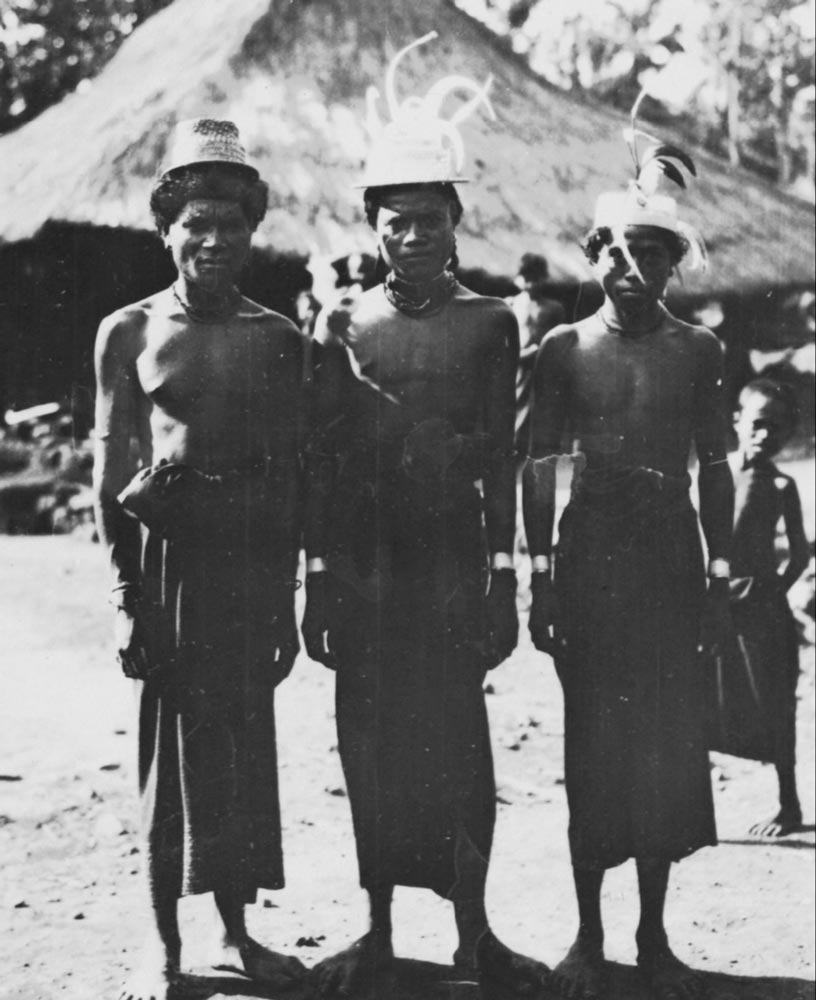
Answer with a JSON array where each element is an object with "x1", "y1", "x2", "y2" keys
[{"x1": 1, "y1": 535, "x2": 813, "y2": 1000}]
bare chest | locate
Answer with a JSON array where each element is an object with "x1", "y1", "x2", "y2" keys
[
  {"x1": 136, "y1": 321, "x2": 272, "y2": 418},
  {"x1": 572, "y1": 335, "x2": 697, "y2": 423}
]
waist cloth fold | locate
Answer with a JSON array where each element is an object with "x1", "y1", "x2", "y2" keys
[
  {"x1": 328, "y1": 478, "x2": 495, "y2": 897},
  {"x1": 554, "y1": 469, "x2": 716, "y2": 869},
  {"x1": 131, "y1": 465, "x2": 297, "y2": 901}
]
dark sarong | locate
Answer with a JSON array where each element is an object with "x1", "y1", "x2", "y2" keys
[
  {"x1": 707, "y1": 578, "x2": 799, "y2": 764},
  {"x1": 555, "y1": 470, "x2": 716, "y2": 870},
  {"x1": 135, "y1": 472, "x2": 295, "y2": 901},
  {"x1": 329, "y1": 475, "x2": 495, "y2": 897}
]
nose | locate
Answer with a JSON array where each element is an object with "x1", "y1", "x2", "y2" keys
[
  {"x1": 202, "y1": 225, "x2": 226, "y2": 248},
  {"x1": 754, "y1": 427, "x2": 769, "y2": 442},
  {"x1": 404, "y1": 221, "x2": 427, "y2": 244}
]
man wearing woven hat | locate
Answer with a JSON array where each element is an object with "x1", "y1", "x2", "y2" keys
[
  {"x1": 93, "y1": 119, "x2": 306, "y2": 1000},
  {"x1": 523, "y1": 135, "x2": 734, "y2": 1000},
  {"x1": 302, "y1": 35, "x2": 548, "y2": 1000}
]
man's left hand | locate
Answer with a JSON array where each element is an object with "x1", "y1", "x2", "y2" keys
[
  {"x1": 484, "y1": 568, "x2": 519, "y2": 669},
  {"x1": 698, "y1": 576, "x2": 732, "y2": 656}
]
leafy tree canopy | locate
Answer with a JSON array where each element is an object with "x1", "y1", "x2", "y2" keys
[{"x1": 0, "y1": 0, "x2": 174, "y2": 134}]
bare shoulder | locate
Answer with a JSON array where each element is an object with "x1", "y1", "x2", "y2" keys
[
  {"x1": 243, "y1": 298, "x2": 303, "y2": 350},
  {"x1": 538, "y1": 316, "x2": 587, "y2": 361},
  {"x1": 94, "y1": 296, "x2": 154, "y2": 363},
  {"x1": 663, "y1": 312, "x2": 723, "y2": 356},
  {"x1": 454, "y1": 285, "x2": 514, "y2": 321}
]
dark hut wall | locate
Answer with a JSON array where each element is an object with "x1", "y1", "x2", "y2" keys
[{"x1": 0, "y1": 224, "x2": 311, "y2": 417}]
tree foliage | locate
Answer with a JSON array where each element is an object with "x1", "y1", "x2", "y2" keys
[
  {"x1": 458, "y1": 0, "x2": 815, "y2": 196},
  {"x1": 0, "y1": 0, "x2": 174, "y2": 135}
]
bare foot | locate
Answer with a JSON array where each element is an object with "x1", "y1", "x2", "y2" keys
[
  {"x1": 748, "y1": 805, "x2": 803, "y2": 838},
  {"x1": 454, "y1": 930, "x2": 550, "y2": 995},
  {"x1": 210, "y1": 935, "x2": 306, "y2": 988},
  {"x1": 638, "y1": 945, "x2": 705, "y2": 1000},
  {"x1": 550, "y1": 933, "x2": 605, "y2": 1000},
  {"x1": 118, "y1": 936, "x2": 180, "y2": 1000},
  {"x1": 312, "y1": 932, "x2": 394, "y2": 997}
]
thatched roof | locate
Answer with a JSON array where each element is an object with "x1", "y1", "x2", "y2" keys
[{"x1": 0, "y1": 0, "x2": 813, "y2": 294}]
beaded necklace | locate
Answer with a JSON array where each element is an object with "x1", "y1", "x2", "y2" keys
[
  {"x1": 384, "y1": 270, "x2": 458, "y2": 318},
  {"x1": 172, "y1": 283, "x2": 242, "y2": 325}
]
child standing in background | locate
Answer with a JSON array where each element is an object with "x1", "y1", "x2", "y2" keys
[{"x1": 717, "y1": 377, "x2": 810, "y2": 837}]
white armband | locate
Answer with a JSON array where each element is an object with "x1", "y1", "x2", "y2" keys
[
  {"x1": 531, "y1": 555, "x2": 551, "y2": 574},
  {"x1": 490, "y1": 552, "x2": 514, "y2": 571},
  {"x1": 707, "y1": 558, "x2": 730, "y2": 579}
]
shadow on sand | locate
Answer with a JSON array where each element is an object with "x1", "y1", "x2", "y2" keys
[{"x1": 169, "y1": 958, "x2": 816, "y2": 1000}]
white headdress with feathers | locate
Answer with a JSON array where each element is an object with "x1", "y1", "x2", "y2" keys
[
  {"x1": 358, "y1": 32, "x2": 495, "y2": 188},
  {"x1": 594, "y1": 88, "x2": 708, "y2": 274}
]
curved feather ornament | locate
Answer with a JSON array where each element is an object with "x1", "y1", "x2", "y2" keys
[{"x1": 385, "y1": 32, "x2": 438, "y2": 121}]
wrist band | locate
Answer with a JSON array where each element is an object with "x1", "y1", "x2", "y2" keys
[
  {"x1": 708, "y1": 558, "x2": 730, "y2": 579},
  {"x1": 490, "y1": 552, "x2": 514, "y2": 570},
  {"x1": 306, "y1": 557, "x2": 328, "y2": 574},
  {"x1": 531, "y1": 555, "x2": 551, "y2": 574}
]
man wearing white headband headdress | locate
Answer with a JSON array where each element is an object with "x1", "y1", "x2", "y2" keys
[
  {"x1": 523, "y1": 113, "x2": 734, "y2": 1000},
  {"x1": 302, "y1": 34, "x2": 549, "y2": 999},
  {"x1": 93, "y1": 119, "x2": 307, "y2": 1000}
]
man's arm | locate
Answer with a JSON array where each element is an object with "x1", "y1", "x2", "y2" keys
[
  {"x1": 480, "y1": 304, "x2": 520, "y2": 667},
  {"x1": 300, "y1": 331, "x2": 355, "y2": 669},
  {"x1": 693, "y1": 331, "x2": 734, "y2": 567},
  {"x1": 779, "y1": 478, "x2": 809, "y2": 592},
  {"x1": 522, "y1": 330, "x2": 570, "y2": 562},
  {"x1": 692, "y1": 331, "x2": 735, "y2": 652},
  {"x1": 522, "y1": 329, "x2": 571, "y2": 654},
  {"x1": 92, "y1": 311, "x2": 151, "y2": 677},
  {"x1": 93, "y1": 311, "x2": 149, "y2": 597},
  {"x1": 481, "y1": 305, "x2": 519, "y2": 560}
]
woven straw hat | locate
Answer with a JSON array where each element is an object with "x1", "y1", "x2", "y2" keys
[{"x1": 160, "y1": 119, "x2": 258, "y2": 179}]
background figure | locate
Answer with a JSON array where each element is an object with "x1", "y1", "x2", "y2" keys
[
  {"x1": 506, "y1": 252, "x2": 565, "y2": 463},
  {"x1": 709, "y1": 377, "x2": 810, "y2": 837},
  {"x1": 93, "y1": 119, "x2": 305, "y2": 1000}
]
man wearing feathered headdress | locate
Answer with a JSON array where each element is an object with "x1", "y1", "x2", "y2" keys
[
  {"x1": 302, "y1": 34, "x2": 549, "y2": 1000},
  {"x1": 523, "y1": 113, "x2": 734, "y2": 1000}
]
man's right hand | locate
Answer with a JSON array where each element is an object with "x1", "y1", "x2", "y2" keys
[
  {"x1": 302, "y1": 572, "x2": 338, "y2": 670},
  {"x1": 528, "y1": 573, "x2": 561, "y2": 657},
  {"x1": 114, "y1": 606, "x2": 151, "y2": 679}
]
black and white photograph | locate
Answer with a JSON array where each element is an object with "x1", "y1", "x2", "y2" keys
[{"x1": 0, "y1": 2, "x2": 814, "y2": 999}]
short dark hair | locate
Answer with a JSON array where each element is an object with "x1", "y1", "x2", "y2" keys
[
  {"x1": 739, "y1": 377, "x2": 800, "y2": 430},
  {"x1": 150, "y1": 164, "x2": 269, "y2": 235},
  {"x1": 517, "y1": 252, "x2": 549, "y2": 283},
  {"x1": 581, "y1": 225, "x2": 689, "y2": 266},
  {"x1": 362, "y1": 183, "x2": 464, "y2": 229}
]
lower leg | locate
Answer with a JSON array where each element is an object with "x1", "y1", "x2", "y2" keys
[
  {"x1": 118, "y1": 851, "x2": 181, "y2": 1000},
  {"x1": 451, "y1": 829, "x2": 549, "y2": 994},
  {"x1": 550, "y1": 867, "x2": 605, "y2": 999},
  {"x1": 313, "y1": 885, "x2": 395, "y2": 997},
  {"x1": 778, "y1": 760, "x2": 801, "y2": 816},
  {"x1": 749, "y1": 760, "x2": 802, "y2": 836},
  {"x1": 636, "y1": 859, "x2": 704, "y2": 999},
  {"x1": 210, "y1": 890, "x2": 305, "y2": 986}
]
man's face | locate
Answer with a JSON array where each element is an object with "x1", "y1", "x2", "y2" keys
[
  {"x1": 595, "y1": 226, "x2": 674, "y2": 314},
  {"x1": 165, "y1": 199, "x2": 251, "y2": 290},
  {"x1": 735, "y1": 393, "x2": 791, "y2": 464},
  {"x1": 375, "y1": 188, "x2": 456, "y2": 283}
]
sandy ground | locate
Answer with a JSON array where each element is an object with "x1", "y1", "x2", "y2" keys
[{"x1": 1, "y1": 532, "x2": 814, "y2": 1000}]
